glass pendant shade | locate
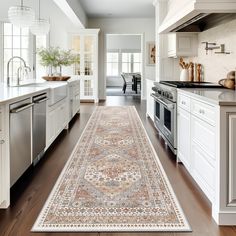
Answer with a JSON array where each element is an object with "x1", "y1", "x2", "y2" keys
[
  {"x1": 30, "y1": 19, "x2": 50, "y2": 35},
  {"x1": 8, "y1": 5, "x2": 35, "y2": 28}
]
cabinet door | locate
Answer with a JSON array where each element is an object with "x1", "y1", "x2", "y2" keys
[
  {"x1": 60, "y1": 102, "x2": 68, "y2": 129},
  {"x1": 177, "y1": 107, "x2": 191, "y2": 170},
  {"x1": 168, "y1": 33, "x2": 198, "y2": 57},
  {"x1": 55, "y1": 106, "x2": 63, "y2": 135},
  {"x1": 46, "y1": 109, "x2": 56, "y2": 146},
  {"x1": 70, "y1": 31, "x2": 99, "y2": 101},
  {"x1": 168, "y1": 33, "x2": 176, "y2": 57}
]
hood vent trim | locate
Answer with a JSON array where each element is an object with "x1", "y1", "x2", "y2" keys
[{"x1": 171, "y1": 13, "x2": 209, "y2": 32}]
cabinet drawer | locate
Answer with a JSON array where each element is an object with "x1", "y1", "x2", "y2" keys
[
  {"x1": 191, "y1": 99, "x2": 216, "y2": 126},
  {"x1": 178, "y1": 94, "x2": 190, "y2": 112},
  {"x1": 192, "y1": 143, "x2": 215, "y2": 202},
  {"x1": 192, "y1": 115, "x2": 216, "y2": 162}
]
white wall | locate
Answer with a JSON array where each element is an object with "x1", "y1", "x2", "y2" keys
[
  {"x1": 88, "y1": 18, "x2": 155, "y2": 100},
  {"x1": 188, "y1": 19, "x2": 236, "y2": 83},
  {"x1": 107, "y1": 34, "x2": 141, "y2": 51},
  {"x1": 0, "y1": 0, "x2": 82, "y2": 49},
  {"x1": 106, "y1": 34, "x2": 141, "y2": 87}
]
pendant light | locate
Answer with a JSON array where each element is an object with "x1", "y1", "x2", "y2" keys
[
  {"x1": 8, "y1": 0, "x2": 35, "y2": 28},
  {"x1": 30, "y1": 0, "x2": 50, "y2": 35}
]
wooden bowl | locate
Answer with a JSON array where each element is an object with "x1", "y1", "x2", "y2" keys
[{"x1": 42, "y1": 76, "x2": 71, "y2": 81}]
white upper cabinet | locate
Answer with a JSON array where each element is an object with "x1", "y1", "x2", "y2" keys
[{"x1": 168, "y1": 33, "x2": 198, "y2": 58}]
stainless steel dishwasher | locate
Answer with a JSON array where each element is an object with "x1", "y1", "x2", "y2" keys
[
  {"x1": 10, "y1": 98, "x2": 34, "y2": 187},
  {"x1": 32, "y1": 93, "x2": 47, "y2": 165}
]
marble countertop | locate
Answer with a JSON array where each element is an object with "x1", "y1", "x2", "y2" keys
[
  {"x1": 0, "y1": 80, "x2": 72, "y2": 105},
  {"x1": 0, "y1": 85, "x2": 49, "y2": 105},
  {"x1": 178, "y1": 88, "x2": 236, "y2": 106}
]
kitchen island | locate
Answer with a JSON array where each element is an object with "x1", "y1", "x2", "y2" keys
[
  {"x1": 177, "y1": 88, "x2": 236, "y2": 225},
  {"x1": 0, "y1": 80, "x2": 80, "y2": 209}
]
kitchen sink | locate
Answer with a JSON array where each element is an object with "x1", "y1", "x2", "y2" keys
[{"x1": 15, "y1": 82, "x2": 68, "y2": 106}]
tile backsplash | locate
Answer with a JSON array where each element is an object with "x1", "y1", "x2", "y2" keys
[{"x1": 188, "y1": 18, "x2": 236, "y2": 83}]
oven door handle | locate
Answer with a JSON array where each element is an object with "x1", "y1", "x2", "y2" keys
[{"x1": 151, "y1": 94, "x2": 175, "y2": 110}]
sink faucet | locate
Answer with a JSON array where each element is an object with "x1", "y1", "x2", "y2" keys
[
  {"x1": 7, "y1": 56, "x2": 31, "y2": 86},
  {"x1": 17, "y1": 65, "x2": 31, "y2": 86}
]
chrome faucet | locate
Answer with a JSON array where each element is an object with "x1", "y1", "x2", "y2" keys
[
  {"x1": 7, "y1": 56, "x2": 31, "y2": 86},
  {"x1": 17, "y1": 65, "x2": 31, "y2": 86}
]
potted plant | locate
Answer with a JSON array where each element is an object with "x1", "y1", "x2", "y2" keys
[{"x1": 37, "y1": 47, "x2": 79, "y2": 80}]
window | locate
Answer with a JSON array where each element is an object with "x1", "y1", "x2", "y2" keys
[
  {"x1": 107, "y1": 52, "x2": 119, "y2": 76},
  {"x1": 106, "y1": 51, "x2": 141, "y2": 77},
  {"x1": 122, "y1": 52, "x2": 141, "y2": 73},
  {"x1": 2, "y1": 22, "x2": 32, "y2": 84},
  {"x1": 122, "y1": 53, "x2": 132, "y2": 73}
]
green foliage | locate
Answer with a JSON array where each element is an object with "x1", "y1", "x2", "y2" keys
[{"x1": 37, "y1": 47, "x2": 79, "y2": 67}]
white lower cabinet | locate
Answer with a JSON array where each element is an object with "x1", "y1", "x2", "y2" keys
[
  {"x1": 177, "y1": 107, "x2": 191, "y2": 170},
  {"x1": 178, "y1": 91, "x2": 236, "y2": 225},
  {"x1": 46, "y1": 98, "x2": 69, "y2": 148},
  {"x1": 69, "y1": 80, "x2": 80, "y2": 120},
  {"x1": 178, "y1": 93, "x2": 216, "y2": 201},
  {"x1": 191, "y1": 142, "x2": 215, "y2": 202},
  {"x1": 146, "y1": 79, "x2": 154, "y2": 121}
]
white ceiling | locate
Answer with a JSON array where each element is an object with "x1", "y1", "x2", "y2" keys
[{"x1": 79, "y1": 0, "x2": 155, "y2": 18}]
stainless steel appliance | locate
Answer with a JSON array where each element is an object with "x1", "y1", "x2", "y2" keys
[
  {"x1": 10, "y1": 98, "x2": 34, "y2": 186},
  {"x1": 32, "y1": 93, "x2": 47, "y2": 165},
  {"x1": 151, "y1": 81, "x2": 223, "y2": 154},
  {"x1": 152, "y1": 83, "x2": 177, "y2": 154}
]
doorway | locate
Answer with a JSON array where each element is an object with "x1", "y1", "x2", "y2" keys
[{"x1": 105, "y1": 34, "x2": 143, "y2": 98}]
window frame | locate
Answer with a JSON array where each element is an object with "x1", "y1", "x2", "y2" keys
[
  {"x1": 0, "y1": 21, "x2": 50, "y2": 83},
  {"x1": 106, "y1": 49, "x2": 141, "y2": 77},
  {"x1": 106, "y1": 49, "x2": 120, "y2": 77}
]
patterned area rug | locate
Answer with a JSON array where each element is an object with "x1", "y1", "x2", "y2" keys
[{"x1": 32, "y1": 106, "x2": 191, "y2": 232}]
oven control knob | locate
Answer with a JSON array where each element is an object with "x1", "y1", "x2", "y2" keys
[{"x1": 168, "y1": 93, "x2": 173, "y2": 100}]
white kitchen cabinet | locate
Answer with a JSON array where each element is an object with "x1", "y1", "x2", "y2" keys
[
  {"x1": 47, "y1": 108, "x2": 56, "y2": 146},
  {"x1": 177, "y1": 90, "x2": 236, "y2": 225},
  {"x1": 191, "y1": 142, "x2": 215, "y2": 202},
  {"x1": 46, "y1": 98, "x2": 69, "y2": 149},
  {"x1": 168, "y1": 33, "x2": 198, "y2": 58},
  {"x1": 69, "y1": 29, "x2": 100, "y2": 102},
  {"x1": 178, "y1": 93, "x2": 216, "y2": 197},
  {"x1": 177, "y1": 107, "x2": 191, "y2": 170},
  {"x1": 146, "y1": 79, "x2": 154, "y2": 121},
  {"x1": 69, "y1": 80, "x2": 80, "y2": 120}
]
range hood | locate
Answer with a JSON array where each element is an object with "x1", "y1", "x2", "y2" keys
[{"x1": 159, "y1": 0, "x2": 236, "y2": 34}]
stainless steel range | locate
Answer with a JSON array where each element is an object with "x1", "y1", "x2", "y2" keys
[{"x1": 151, "y1": 81, "x2": 223, "y2": 154}]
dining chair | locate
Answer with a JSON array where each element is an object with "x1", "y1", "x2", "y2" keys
[{"x1": 121, "y1": 73, "x2": 134, "y2": 94}]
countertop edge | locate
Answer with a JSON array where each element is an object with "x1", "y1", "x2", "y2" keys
[
  {"x1": 177, "y1": 88, "x2": 236, "y2": 106},
  {"x1": 0, "y1": 87, "x2": 50, "y2": 106}
]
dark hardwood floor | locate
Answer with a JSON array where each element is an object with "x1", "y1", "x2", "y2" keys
[{"x1": 0, "y1": 96, "x2": 236, "y2": 236}]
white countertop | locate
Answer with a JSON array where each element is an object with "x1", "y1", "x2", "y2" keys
[
  {"x1": 178, "y1": 88, "x2": 236, "y2": 106},
  {"x1": 0, "y1": 81, "x2": 71, "y2": 105},
  {"x1": 0, "y1": 86, "x2": 49, "y2": 105}
]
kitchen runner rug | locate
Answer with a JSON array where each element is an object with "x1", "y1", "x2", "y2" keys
[{"x1": 32, "y1": 106, "x2": 191, "y2": 232}]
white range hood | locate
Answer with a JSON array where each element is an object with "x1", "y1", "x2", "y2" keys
[{"x1": 159, "y1": 0, "x2": 236, "y2": 34}]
